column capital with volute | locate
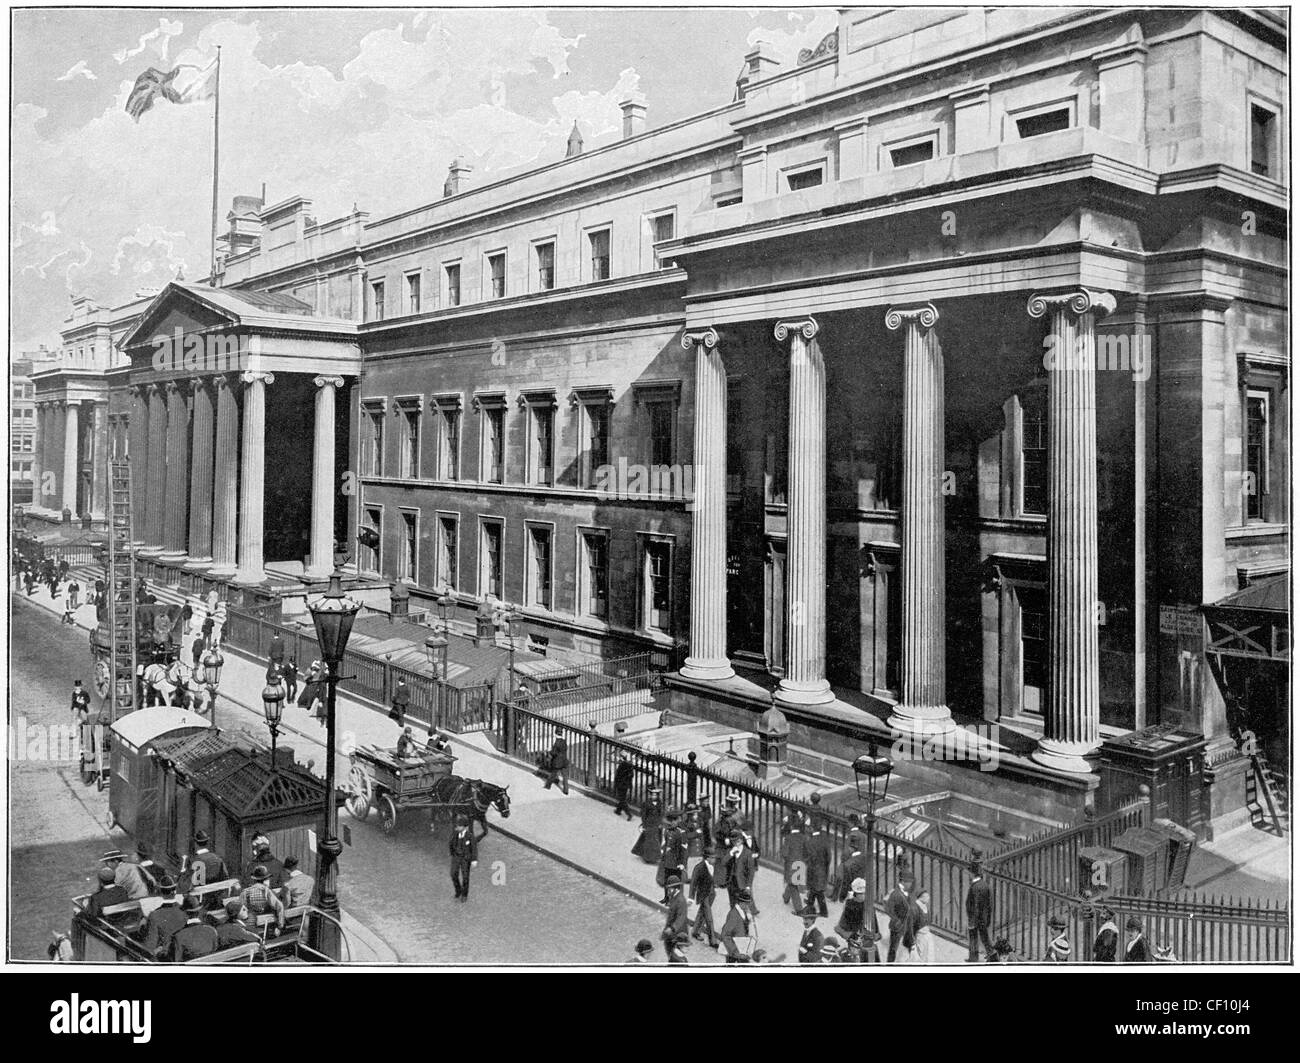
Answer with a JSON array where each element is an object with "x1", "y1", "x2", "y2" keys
[
  {"x1": 885, "y1": 302, "x2": 940, "y2": 331},
  {"x1": 313, "y1": 374, "x2": 345, "y2": 389},
  {"x1": 240, "y1": 370, "x2": 275, "y2": 387},
  {"x1": 773, "y1": 316, "x2": 819, "y2": 343},
  {"x1": 680, "y1": 327, "x2": 720, "y2": 351},
  {"x1": 1027, "y1": 288, "x2": 1117, "y2": 320}
]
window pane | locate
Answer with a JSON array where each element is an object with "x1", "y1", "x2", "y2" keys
[
  {"x1": 1019, "y1": 587, "x2": 1047, "y2": 693},
  {"x1": 584, "y1": 533, "x2": 608, "y2": 618},
  {"x1": 648, "y1": 402, "x2": 673, "y2": 467},
  {"x1": 786, "y1": 168, "x2": 823, "y2": 191},
  {"x1": 587, "y1": 404, "x2": 609, "y2": 484},
  {"x1": 890, "y1": 140, "x2": 934, "y2": 167},
  {"x1": 536, "y1": 243, "x2": 555, "y2": 290},
  {"x1": 589, "y1": 229, "x2": 610, "y2": 281},
  {"x1": 486, "y1": 409, "x2": 504, "y2": 483},
  {"x1": 530, "y1": 528, "x2": 552, "y2": 609},
  {"x1": 489, "y1": 254, "x2": 506, "y2": 298},
  {"x1": 372, "y1": 282, "x2": 385, "y2": 321},
  {"x1": 1246, "y1": 394, "x2": 1267, "y2": 520},
  {"x1": 1251, "y1": 105, "x2": 1275, "y2": 177},
  {"x1": 647, "y1": 542, "x2": 670, "y2": 630},
  {"x1": 534, "y1": 407, "x2": 554, "y2": 485},
  {"x1": 407, "y1": 274, "x2": 421, "y2": 315},
  {"x1": 439, "y1": 518, "x2": 458, "y2": 590},
  {"x1": 446, "y1": 264, "x2": 461, "y2": 307},
  {"x1": 1016, "y1": 109, "x2": 1071, "y2": 139},
  {"x1": 1021, "y1": 391, "x2": 1047, "y2": 516}
]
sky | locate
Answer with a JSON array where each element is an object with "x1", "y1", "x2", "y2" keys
[{"x1": 9, "y1": 5, "x2": 839, "y2": 352}]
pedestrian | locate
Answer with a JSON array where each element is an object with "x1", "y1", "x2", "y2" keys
[
  {"x1": 885, "y1": 870, "x2": 916, "y2": 963},
  {"x1": 689, "y1": 846, "x2": 720, "y2": 948},
  {"x1": 912, "y1": 889, "x2": 934, "y2": 963},
  {"x1": 132, "y1": 842, "x2": 161, "y2": 896},
  {"x1": 720, "y1": 888, "x2": 755, "y2": 963},
  {"x1": 268, "y1": 630, "x2": 285, "y2": 671},
  {"x1": 1092, "y1": 905, "x2": 1119, "y2": 962},
  {"x1": 48, "y1": 930, "x2": 74, "y2": 962},
  {"x1": 25, "y1": 570, "x2": 37, "y2": 596},
  {"x1": 843, "y1": 927, "x2": 882, "y2": 964},
  {"x1": 836, "y1": 877, "x2": 869, "y2": 943},
  {"x1": 798, "y1": 912, "x2": 824, "y2": 964},
  {"x1": 58, "y1": 556, "x2": 69, "y2": 581},
  {"x1": 1045, "y1": 913, "x2": 1071, "y2": 963},
  {"x1": 802, "y1": 817, "x2": 830, "y2": 917},
  {"x1": 667, "y1": 932, "x2": 691, "y2": 964},
  {"x1": 426, "y1": 729, "x2": 452, "y2": 754},
  {"x1": 780, "y1": 816, "x2": 807, "y2": 913},
  {"x1": 990, "y1": 938, "x2": 1016, "y2": 963},
  {"x1": 819, "y1": 935, "x2": 843, "y2": 964},
  {"x1": 965, "y1": 853, "x2": 994, "y2": 962},
  {"x1": 657, "y1": 809, "x2": 687, "y2": 903},
  {"x1": 661, "y1": 874, "x2": 688, "y2": 958},
  {"x1": 713, "y1": 794, "x2": 741, "y2": 852},
  {"x1": 723, "y1": 831, "x2": 757, "y2": 915},
  {"x1": 632, "y1": 785, "x2": 664, "y2": 864},
  {"x1": 450, "y1": 814, "x2": 478, "y2": 900},
  {"x1": 388, "y1": 676, "x2": 410, "y2": 724},
  {"x1": 832, "y1": 839, "x2": 867, "y2": 904},
  {"x1": 630, "y1": 939, "x2": 655, "y2": 964},
  {"x1": 70, "y1": 680, "x2": 91, "y2": 718},
  {"x1": 1124, "y1": 915, "x2": 1151, "y2": 962},
  {"x1": 67, "y1": 578, "x2": 81, "y2": 610},
  {"x1": 62, "y1": 596, "x2": 77, "y2": 625},
  {"x1": 613, "y1": 752, "x2": 635, "y2": 820},
  {"x1": 542, "y1": 727, "x2": 569, "y2": 793},
  {"x1": 282, "y1": 658, "x2": 299, "y2": 701}
]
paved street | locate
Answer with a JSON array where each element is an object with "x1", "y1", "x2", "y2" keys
[{"x1": 7, "y1": 593, "x2": 677, "y2": 964}]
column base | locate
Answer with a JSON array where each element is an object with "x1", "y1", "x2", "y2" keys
[
  {"x1": 302, "y1": 564, "x2": 336, "y2": 583},
  {"x1": 183, "y1": 556, "x2": 214, "y2": 572},
  {"x1": 775, "y1": 677, "x2": 835, "y2": 706},
  {"x1": 137, "y1": 545, "x2": 165, "y2": 557},
  {"x1": 231, "y1": 567, "x2": 268, "y2": 587},
  {"x1": 1031, "y1": 737, "x2": 1099, "y2": 775},
  {"x1": 206, "y1": 562, "x2": 237, "y2": 579},
  {"x1": 157, "y1": 550, "x2": 188, "y2": 564},
  {"x1": 887, "y1": 704, "x2": 956, "y2": 735},
  {"x1": 680, "y1": 657, "x2": 736, "y2": 682}
]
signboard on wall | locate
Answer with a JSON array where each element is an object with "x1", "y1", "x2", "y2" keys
[{"x1": 1159, "y1": 604, "x2": 1203, "y2": 637}]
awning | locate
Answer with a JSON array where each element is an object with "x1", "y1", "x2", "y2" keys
[{"x1": 1202, "y1": 575, "x2": 1289, "y2": 663}]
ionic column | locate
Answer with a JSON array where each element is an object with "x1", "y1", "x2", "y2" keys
[
  {"x1": 184, "y1": 378, "x2": 216, "y2": 569},
  {"x1": 305, "y1": 375, "x2": 345, "y2": 581},
  {"x1": 209, "y1": 375, "x2": 241, "y2": 578},
  {"x1": 90, "y1": 402, "x2": 109, "y2": 522},
  {"x1": 128, "y1": 387, "x2": 150, "y2": 546},
  {"x1": 886, "y1": 303, "x2": 954, "y2": 735},
  {"x1": 159, "y1": 380, "x2": 191, "y2": 561},
  {"x1": 774, "y1": 316, "x2": 834, "y2": 706},
  {"x1": 680, "y1": 328, "x2": 734, "y2": 681},
  {"x1": 140, "y1": 385, "x2": 167, "y2": 553},
  {"x1": 233, "y1": 372, "x2": 273, "y2": 585},
  {"x1": 62, "y1": 401, "x2": 80, "y2": 515},
  {"x1": 1029, "y1": 288, "x2": 1116, "y2": 774},
  {"x1": 32, "y1": 403, "x2": 47, "y2": 514}
]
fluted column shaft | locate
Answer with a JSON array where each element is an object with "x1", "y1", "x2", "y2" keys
[
  {"x1": 680, "y1": 328, "x2": 734, "y2": 681},
  {"x1": 160, "y1": 381, "x2": 191, "y2": 560},
  {"x1": 209, "y1": 376, "x2": 241, "y2": 577},
  {"x1": 887, "y1": 303, "x2": 953, "y2": 733},
  {"x1": 185, "y1": 379, "x2": 216, "y2": 567},
  {"x1": 233, "y1": 372, "x2": 273, "y2": 584},
  {"x1": 305, "y1": 375, "x2": 344, "y2": 580},
  {"x1": 142, "y1": 385, "x2": 168, "y2": 551},
  {"x1": 90, "y1": 402, "x2": 109, "y2": 520},
  {"x1": 62, "y1": 401, "x2": 80, "y2": 514},
  {"x1": 1030, "y1": 289, "x2": 1116, "y2": 774},
  {"x1": 128, "y1": 388, "x2": 149, "y2": 546},
  {"x1": 775, "y1": 317, "x2": 834, "y2": 706},
  {"x1": 32, "y1": 403, "x2": 47, "y2": 512}
]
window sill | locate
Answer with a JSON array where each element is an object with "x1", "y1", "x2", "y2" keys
[{"x1": 1226, "y1": 522, "x2": 1287, "y2": 540}]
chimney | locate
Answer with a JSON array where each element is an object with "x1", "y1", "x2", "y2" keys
[
  {"x1": 565, "y1": 121, "x2": 584, "y2": 159},
  {"x1": 744, "y1": 41, "x2": 780, "y2": 82},
  {"x1": 473, "y1": 599, "x2": 495, "y2": 647},
  {"x1": 619, "y1": 97, "x2": 647, "y2": 139},
  {"x1": 443, "y1": 157, "x2": 472, "y2": 198}
]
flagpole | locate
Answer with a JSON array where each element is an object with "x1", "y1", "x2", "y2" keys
[{"x1": 209, "y1": 46, "x2": 222, "y2": 286}]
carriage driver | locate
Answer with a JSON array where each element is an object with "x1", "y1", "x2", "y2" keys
[{"x1": 396, "y1": 726, "x2": 420, "y2": 759}]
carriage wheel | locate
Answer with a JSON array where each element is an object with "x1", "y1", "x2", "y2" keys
[
  {"x1": 378, "y1": 794, "x2": 398, "y2": 834},
  {"x1": 95, "y1": 770, "x2": 106, "y2": 793},
  {"x1": 345, "y1": 766, "x2": 372, "y2": 821}
]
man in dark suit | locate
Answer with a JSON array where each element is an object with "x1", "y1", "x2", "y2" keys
[
  {"x1": 171, "y1": 895, "x2": 220, "y2": 961},
  {"x1": 249, "y1": 838, "x2": 286, "y2": 890},
  {"x1": 137, "y1": 877, "x2": 187, "y2": 958},
  {"x1": 833, "y1": 844, "x2": 869, "y2": 904},
  {"x1": 689, "y1": 848, "x2": 720, "y2": 948},
  {"x1": 803, "y1": 819, "x2": 831, "y2": 917},
  {"x1": 886, "y1": 871, "x2": 916, "y2": 962},
  {"x1": 798, "y1": 912, "x2": 824, "y2": 964},
  {"x1": 449, "y1": 815, "x2": 478, "y2": 900},
  {"x1": 214, "y1": 899, "x2": 264, "y2": 950},
  {"x1": 186, "y1": 830, "x2": 229, "y2": 888},
  {"x1": 85, "y1": 867, "x2": 131, "y2": 921},
  {"x1": 723, "y1": 831, "x2": 756, "y2": 912},
  {"x1": 543, "y1": 728, "x2": 569, "y2": 794},
  {"x1": 965, "y1": 855, "x2": 994, "y2": 962},
  {"x1": 714, "y1": 796, "x2": 741, "y2": 852},
  {"x1": 613, "y1": 753, "x2": 635, "y2": 820},
  {"x1": 780, "y1": 820, "x2": 807, "y2": 913},
  {"x1": 267, "y1": 631, "x2": 286, "y2": 672},
  {"x1": 661, "y1": 875, "x2": 688, "y2": 958},
  {"x1": 1124, "y1": 916, "x2": 1151, "y2": 962},
  {"x1": 658, "y1": 810, "x2": 688, "y2": 903}
]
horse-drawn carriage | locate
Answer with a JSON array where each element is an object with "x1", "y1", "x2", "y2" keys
[
  {"x1": 345, "y1": 743, "x2": 511, "y2": 838},
  {"x1": 91, "y1": 600, "x2": 185, "y2": 705}
]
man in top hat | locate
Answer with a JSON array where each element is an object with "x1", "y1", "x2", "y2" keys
[
  {"x1": 714, "y1": 794, "x2": 741, "y2": 852},
  {"x1": 886, "y1": 869, "x2": 916, "y2": 963},
  {"x1": 719, "y1": 888, "x2": 755, "y2": 963},
  {"x1": 240, "y1": 866, "x2": 286, "y2": 931},
  {"x1": 388, "y1": 676, "x2": 410, "y2": 725},
  {"x1": 396, "y1": 725, "x2": 419, "y2": 759},
  {"x1": 689, "y1": 846, "x2": 720, "y2": 948},
  {"x1": 965, "y1": 852, "x2": 994, "y2": 962},
  {"x1": 281, "y1": 658, "x2": 299, "y2": 701},
  {"x1": 543, "y1": 727, "x2": 569, "y2": 794},
  {"x1": 798, "y1": 911, "x2": 824, "y2": 964},
  {"x1": 1045, "y1": 914, "x2": 1071, "y2": 962},
  {"x1": 137, "y1": 876, "x2": 187, "y2": 958},
  {"x1": 171, "y1": 894, "x2": 220, "y2": 961},
  {"x1": 658, "y1": 809, "x2": 688, "y2": 903},
  {"x1": 449, "y1": 813, "x2": 478, "y2": 901},
  {"x1": 103, "y1": 849, "x2": 150, "y2": 901},
  {"x1": 632, "y1": 784, "x2": 665, "y2": 863},
  {"x1": 280, "y1": 855, "x2": 315, "y2": 909},
  {"x1": 661, "y1": 874, "x2": 689, "y2": 958},
  {"x1": 69, "y1": 680, "x2": 91, "y2": 718},
  {"x1": 723, "y1": 831, "x2": 757, "y2": 915},
  {"x1": 1124, "y1": 915, "x2": 1151, "y2": 962},
  {"x1": 214, "y1": 899, "x2": 263, "y2": 950},
  {"x1": 802, "y1": 817, "x2": 831, "y2": 917},
  {"x1": 186, "y1": 830, "x2": 228, "y2": 888},
  {"x1": 85, "y1": 866, "x2": 131, "y2": 921},
  {"x1": 613, "y1": 751, "x2": 636, "y2": 820},
  {"x1": 1092, "y1": 905, "x2": 1119, "y2": 963}
]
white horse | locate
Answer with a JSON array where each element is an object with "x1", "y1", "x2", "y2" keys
[{"x1": 142, "y1": 660, "x2": 193, "y2": 707}]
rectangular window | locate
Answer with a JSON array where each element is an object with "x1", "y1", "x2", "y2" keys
[
  {"x1": 1015, "y1": 107, "x2": 1071, "y2": 139},
  {"x1": 535, "y1": 241, "x2": 556, "y2": 291},
  {"x1": 1021, "y1": 391, "x2": 1047, "y2": 517},
  {"x1": 1019, "y1": 586, "x2": 1047, "y2": 702},
  {"x1": 406, "y1": 273, "x2": 422, "y2": 315},
  {"x1": 371, "y1": 280, "x2": 386, "y2": 322},
  {"x1": 364, "y1": 507, "x2": 383, "y2": 573},
  {"x1": 588, "y1": 228, "x2": 611, "y2": 281},
  {"x1": 438, "y1": 406, "x2": 460, "y2": 480},
  {"x1": 527, "y1": 525, "x2": 553, "y2": 610},
  {"x1": 1245, "y1": 390, "x2": 1270, "y2": 521},
  {"x1": 585, "y1": 403, "x2": 610, "y2": 487},
  {"x1": 581, "y1": 531, "x2": 609, "y2": 619},
  {"x1": 483, "y1": 406, "x2": 505, "y2": 483},
  {"x1": 647, "y1": 400, "x2": 674, "y2": 467},
  {"x1": 785, "y1": 165, "x2": 825, "y2": 191},
  {"x1": 364, "y1": 407, "x2": 386, "y2": 477},
  {"x1": 1251, "y1": 103, "x2": 1278, "y2": 177},
  {"x1": 644, "y1": 539, "x2": 672, "y2": 633},
  {"x1": 400, "y1": 409, "x2": 420, "y2": 479},
  {"x1": 437, "y1": 515, "x2": 458, "y2": 591},
  {"x1": 481, "y1": 521, "x2": 503, "y2": 599},
  {"x1": 650, "y1": 212, "x2": 675, "y2": 268},
  {"x1": 530, "y1": 404, "x2": 555, "y2": 486},
  {"x1": 445, "y1": 263, "x2": 461, "y2": 307},
  {"x1": 488, "y1": 252, "x2": 506, "y2": 299},
  {"x1": 889, "y1": 138, "x2": 935, "y2": 167},
  {"x1": 401, "y1": 511, "x2": 418, "y2": 582}
]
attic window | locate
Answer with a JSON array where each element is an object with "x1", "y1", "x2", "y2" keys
[
  {"x1": 1015, "y1": 106, "x2": 1072, "y2": 139},
  {"x1": 888, "y1": 136, "x2": 936, "y2": 168},
  {"x1": 785, "y1": 164, "x2": 825, "y2": 192}
]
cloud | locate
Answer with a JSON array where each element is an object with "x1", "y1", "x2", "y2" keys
[
  {"x1": 747, "y1": 8, "x2": 839, "y2": 70},
  {"x1": 56, "y1": 60, "x2": 97, "y2": 82},
  {"x1": 114, "y1": 17, "x2": 183, "y2": 65}
]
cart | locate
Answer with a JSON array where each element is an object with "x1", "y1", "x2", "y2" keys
[
  {"x1": 78, "y1": 711, "x2": 110, "y2": 791},
  {"x1": 345, "y1": 744, "x2": 458, "y2": 833}
]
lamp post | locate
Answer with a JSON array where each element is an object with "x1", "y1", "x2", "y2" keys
[
  {"x1": 261, "y1": 677, "x2": 285, "y2": 766},
  {"x1": 425, "y1": 632, "x2": 448, "y2": 727},
  {"x1": 852, "y1": 742, "x2": 895, "y2": 935},
  {"x1": 305, "y1": 572, "x2": 361, "y2": 961},
  {"x1": 202, "y1": 644, "x2": 224, "y2": 730}
]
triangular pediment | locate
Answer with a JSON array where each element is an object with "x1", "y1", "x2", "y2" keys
[{"x1": 121, "y1": 282, "x2": 241, "y2": 357}]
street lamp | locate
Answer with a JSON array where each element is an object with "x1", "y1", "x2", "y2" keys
[
  {"x1": 202, "y1": 644, "x2": 224, "y2": 730},
  {"x1": 852, "y1": 742, "x2": 895, "y2": 935},
  {"x1": 424, "y1": 634, "x2": 448, "y2": 677},
  {"x1": 261, "y1": 677, "x2": 286, "y2": 766},
  {"x1": 305, "y1": 572, "x2": 362, "y2": 961},
  {"x1": 436, "y1": 593, "x2": 453, "y2": 630}
]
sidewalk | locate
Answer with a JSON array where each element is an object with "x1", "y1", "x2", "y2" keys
[{"x1": 17, "y1": 577, "x2": 968, "y2": 965}]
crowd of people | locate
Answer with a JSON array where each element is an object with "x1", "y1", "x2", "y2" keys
[{"x1": 68, "y1": 830, "x2": 317, "y2": 962}]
